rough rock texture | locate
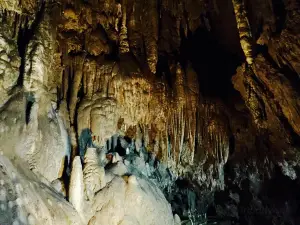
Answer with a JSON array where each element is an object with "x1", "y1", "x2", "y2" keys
[
  {"x1": 0, "y1": 155, "x2": 83, "y2": 225},
  {"x1": 0, "y1": 92, "x2": 69, "y2": 182},
  {"x1": 0, "y1": 22, "x2": 20, "y2": 105},
  {"x1": 68, "y1": 145, "x2": 178, "y2": 225},
  {"x1": 1, "y1": 0, "x2": 300, "y2": 224}
]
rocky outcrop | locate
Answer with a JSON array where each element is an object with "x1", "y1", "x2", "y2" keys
[
  {"x1": 0, "y1": 155, "x2": 84, "y2": 225},
  {"x1": 0, "y1": 147, "x2": 178, "y2": 225}
]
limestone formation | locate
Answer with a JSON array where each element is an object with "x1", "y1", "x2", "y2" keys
[
  {"x1": 1, "y1": 0, "x2": 300, "y2": 224},
  {"x1": 119, "y1": 1, "x2": 129, "y2": 54},
  {"x1": 69, "y1": 156, "x2": 85, "y2": 215},
  {"x1": 83, "y1": 148, "x2": 106, "y2": 200},
  {"x1": 0, "y1": 12, "x2": 21, "y2": 105},
  {"x1": 232, "y1": 0, "x2": 254, "y2": 64},
  {"x1": 0, "y1": 155, "x2": 84, "y2": 225}
]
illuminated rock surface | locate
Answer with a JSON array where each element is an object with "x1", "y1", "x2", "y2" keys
[{"x1": 0, "y1": 0, "x2": 300, "y2": 224}]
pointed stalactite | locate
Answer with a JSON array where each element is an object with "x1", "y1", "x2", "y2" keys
[
  {"x1": 174, "y1": 2, "x2": 184, "y2": 48},
  {"x1": 179, "y1": 108, "x2": 185, "y2": 164},
  {"x1": 127, "y1": 0, "x2": 144, "y2": 62},
  {"x1": 98, "y1": 65, "x2": 105, "y2": 97},
  {"x1": 84, "y1": 59, "x2": 97, "y2": 99},
  {"x1": 169, "y1": 113, "x2": 176, "y2": 162},
  {"x1": 186, "y1": 64, "x2": 199, "y2": 163},
  {"x1": 174, "y1": 113, "x2": 179, "y2": 163},
  {"x1": 70, "y1": 56, "x2": 84, "y2": 123},
  {"x1": 143, "y1": 0, "x2": 158, "y2": 74},
  {"x1": 186, "y1": 113, "x2": 196, "y2": 164},
  {"x1": 70, "y1": 125, "x2": 78, "y2": 164},
  {"x1": 174, "y1": 63, "x2": 185, "y2": 105},
  {"x1": 95, "y1": 68, "x2": 101, "y2": 94},
  {"x1": 164, "y1": 127, "x2": 169, "y2": 162},
  {"x1": 119, "y1": 0, "x2": 130, "y2": 54},
  {"x1": 62, "y1": 68, "x2": 69, "y2": 100},
  {"x1": 115, "y1": 3, "x2": 122, "y2": 32},
  {"x1": 232, "y1": 0, "x2": 254, "y2": 65}
]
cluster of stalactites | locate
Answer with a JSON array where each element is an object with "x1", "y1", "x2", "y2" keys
[
  {"x1": 143, "y1": 63, "x2": 199, "y2": 165},
  {"x1": 152, "y1": 63, "x2": 229, "y2": 169}
]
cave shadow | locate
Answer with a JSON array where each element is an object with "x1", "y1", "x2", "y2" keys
[
  {"x1": 211, "y1": 162, "x2": 300, "y2": 225},
  {"x1": 78, "y1": 128, "x2": 93, "y2": 162},
  {"x1": 179, "y1": 26, "x2": 244, "y2": 101}
]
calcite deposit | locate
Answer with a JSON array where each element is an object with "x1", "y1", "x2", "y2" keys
[{"x1": 1, "y1": 0, "x2": 300, "y2": 224}]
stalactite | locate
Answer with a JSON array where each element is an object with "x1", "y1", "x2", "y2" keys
[
  {"x1": 70, "y1": 125, "x2": 78, "y2": 163},
  {"x1": 174, "y1": 1, "x2": 184, "y2": 48},
  {"x1": 174, "y1": 63, "x2": 185, "y2": 105},
  {"x1": 232, "y1": 0, "x2": 254, "y2": 64},
  {"x1": 84, "y1": 59, "x2": 97, "y2": 99},
  {"x1": 127, "y1": 0, "x2": 143, "y2": 62},
  {"x1": 186, "y1": 64, "x2": 199, "y2": 163},
  {"x1": 179, "y1": 108, "x2": 185, "y2": 164},
  {"x1": 119, "y1": 1, "x2": 129, "y2": 54},
  {"x1": 181, "y1": 16, "x2": 188, "y2": 38},
  {"x1": 95, "y1": 67, "x2": 101, "y2": 93},
  {"x1": 143, "y1": 0, "x2": 158, "y2": 74},
  {"x1": 112, "y1": 3, "x2": 121, "y2": 32},
  {"x1": 70, "y1": 56, "x2": 84, "y2": 123}
]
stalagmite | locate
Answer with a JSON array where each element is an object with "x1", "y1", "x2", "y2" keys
[
  {"x1": 69, "y1": 156, "x2": 85, "y2": 216},
  {"x1": 83, "y1": 148, "x2": 106, "y2": 200},
  {"x1": 232, "y1": 0, "x2": 254, "y2": 64},
  {"x1": 135, "y1": 125, "x2": 143, "y2": 151}
]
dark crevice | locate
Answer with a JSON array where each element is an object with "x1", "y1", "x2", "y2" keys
[
  {"x1": 156, "y1": 55, "x2": 173, "y2": 88},
  {"x1": 271, "y1": 0, "x2": 287, "y2": 33},
  {"x1": 25, "y1": 100, "x2": 34, "y2": 124},
  {"x1": 66, "y1": 67, "x2": 73, "y2": 112},
  {"x1": 61, "y1": 155, "x2": 71, "y2": 200},
  {"x1": 17, "y1": 2, "x2": 45, "y2": 86},
  {"x1": 278, "y1": 113, "x2": 300, "y2": 147},
  {"x1": 229, "y1": 135, "x2": 235, "y2": 156},
  {"x1": 113, "y1": 139, "x2": 127, "y2": 156},
  {"x1": 179, "y1": 26, "x2": 244, "y2": 100},
  {"x1": 73, "y1": 74, "x2": 85, "y2": 156}
]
